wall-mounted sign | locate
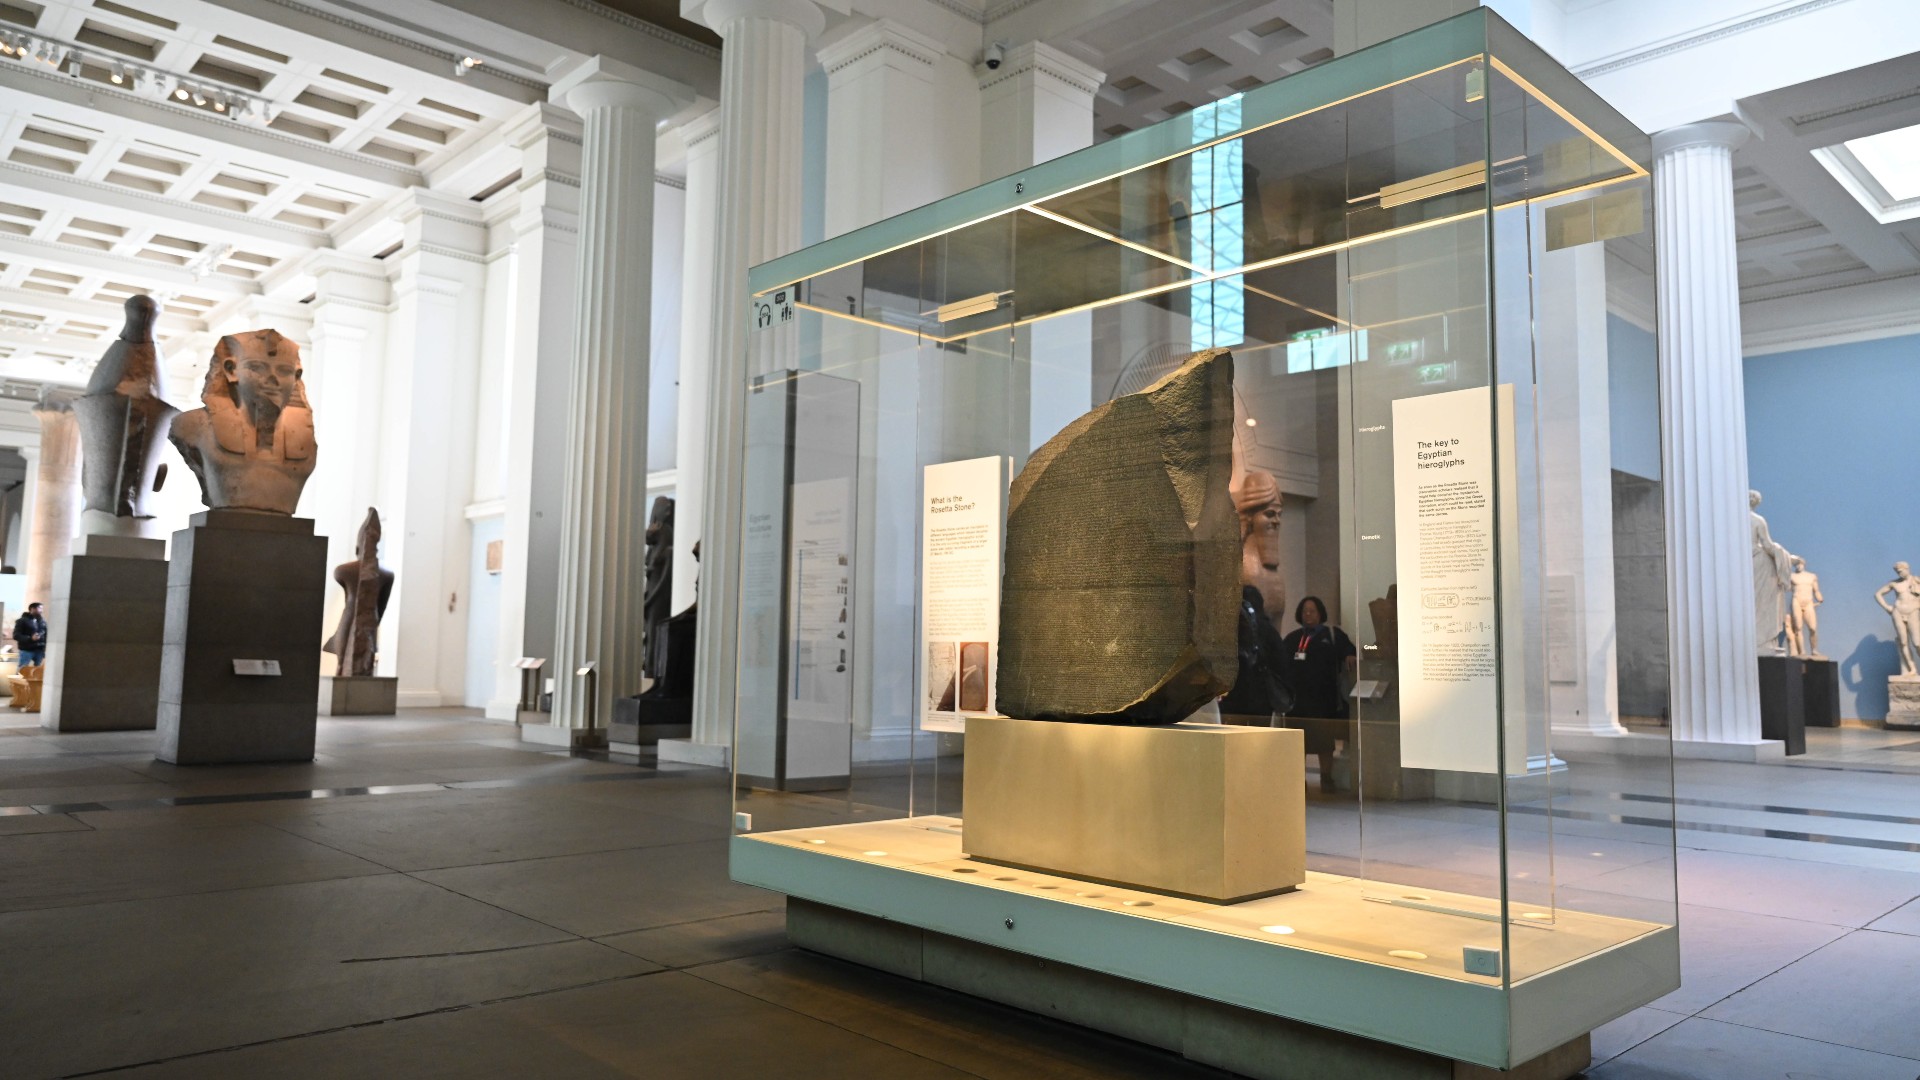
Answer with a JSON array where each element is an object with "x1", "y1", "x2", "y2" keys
[{"x1": 232, "y1": 659, "x2": 282, "y2": 677}]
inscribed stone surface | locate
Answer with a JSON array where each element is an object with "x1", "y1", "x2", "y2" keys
[{"x1": 996, "y1": 348, "x2": 1238, "y2": 723}]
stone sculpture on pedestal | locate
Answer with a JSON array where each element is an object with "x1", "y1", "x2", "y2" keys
[
  {"x1": 168, "y1": 330, "x2": 315, "y2": 515},
  {"x1": 42, "y1": 296, "x2": 177, "y2": 733},
  {"x1": 324, "y1": 508, "x2": 394, "y2": 677},
  {"x1": 642, "y1": 496, "x2": 674, "y2": 683},
  {"x1": 1749, "y1": 490, "x2": 1792, "y2": 656},
  {"x1": 1786, "y1": 556, "x2": 1824, "y2": 659},
  {"x1": 997, "y1": 348, "x2": 1239, "y2": 724},
  {"x1": 73, "y1": 294, "x2": 177, "y2": 535},
  {"x1": 1231, "y1": 469, "x2": 1286, "y2": 621},
  {"x1": 157, "y1": 330, "x2": 328, "y2": 764},
  {"x1": 1876, "y1": 562, "x2": 1920, "y2": 677}
]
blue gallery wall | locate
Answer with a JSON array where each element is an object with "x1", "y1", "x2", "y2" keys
[{"x1": 1745, "y1": 332, "x2": 1920, "y2": 720}]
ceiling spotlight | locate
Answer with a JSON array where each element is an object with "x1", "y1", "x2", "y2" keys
[
  {"x1": 65, "y1": 55, "x2": 80, "y2": 77},
  {"x1": 109, "y1": 62, "x2": 124, "y2": 84},
  {"x1": 0, "y1": 36, "x2": 14, "y2": 56},
  {"x1": 454, "y1": 55, "x2": 482, "y2": 77},
  {"x1": 213, "y1": 95, "x2": 227, "y2": 112},
  {"x1": 191, "y1": 89, "x2": 205, "y2": 105},
  {"x1": 173, "y1": 83, "x2": 189, "y2": 101}
]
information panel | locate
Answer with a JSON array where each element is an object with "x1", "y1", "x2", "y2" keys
[
  {"x1": 919, "y1": 456, "x2": 1007, "y2": 734},
  {"x1": 1391, "y1": 385, "x2": 1525, "y2": 775}
]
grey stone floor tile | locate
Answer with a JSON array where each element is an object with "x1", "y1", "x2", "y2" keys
[
  {"x1": 273, "y1": 791, "x2": 722, "y2": 871},
  {"x1": 596, "y1": 908, "x2": 790, "y2": 968},
  {"x1": 0, "y1": 820, "x2": 387, "y2": 911},
  {"x1": 1579, "y1": 846, "x2": 1920, "y2": 926},
  {"x1": 0, "y1": 810, "x2": 89, "y2": 835},
  {"x1": 0, "y1": 873, "x2": 659, "y2": 1078},
  {"x1": 1590, "y1": 1006, "x2": 1687, "y2": 1065},
  {"x1": 1587, "y1": 1016, "x2": 1920, "y2": 1080},
  {"x1": 692, "y1": 948, "x2": 1232, "y2": 1079},
  {"x1": 1867, "y1": 896, "x2": 1920, "y2": 937},
  {"x1": 1701, "y1": 929, "x2": 1920, "y2": 1060},
  {"x1": 1648, "y1": 903, "x2": 1849, "y2": 1014},
  {"x1": 415, "y1": 838, "x2": 778, "y2": 937},
  {"x1": 106, "y1": 971, "x2": 974, "y2": 1080},
  {"x1": 0, "y1": 755, "x2": 161, "y2": 788}
]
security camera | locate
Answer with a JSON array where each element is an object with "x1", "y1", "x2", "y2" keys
[{"x1": 984, "y1": 42, "x2": 1005, "y2": 70}]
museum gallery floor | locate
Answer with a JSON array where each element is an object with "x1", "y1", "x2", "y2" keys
[{"x1": 3, "y1": 712, "x2": 1920, "y2": 1079}]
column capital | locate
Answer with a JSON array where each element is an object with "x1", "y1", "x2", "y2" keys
[
  {"x1": 1653, "y1": 120, "x2": 1752, "y2": 158},
  {"x1": 692, "y1": 0, "x2": 828, "y2": 42},
  {"x1": 502, "y1": 101, "x2": 584, "y2": 153},
  {"x1": 551, "y1": 56, "x2": 696, "y2": 118},
  {"x1": 977, "y1": 40, "x2": 1105, "y2": 99},
  {"x1": 818, "y1": 18, "x2": 942, "y2": 80},
  {"x1": 678, "y1": 107, "x2": 722, "y2": 151}
]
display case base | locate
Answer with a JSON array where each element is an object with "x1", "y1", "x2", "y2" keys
[
  {"x1": 962, "y1": 716, "x2": 1304, "y2": 903},
  {"x1": 787, "y1": 897, "x2": 1591, "y2": 1080},
  {"x1": 733, "y1": 819, "x2": 1676, "y2": 1070}
]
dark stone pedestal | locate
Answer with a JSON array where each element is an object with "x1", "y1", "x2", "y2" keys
[
  {"x1": 1757, "y1": 655, "x2": 1806, "y2": 756},
  {"x1": 610, "y1": 695, "x2": 692, "y2": 745},
  {"x1": 42, "y1": 534, "x2": 168, "y2": 732},
  {"x1": 157, "y1": 511, "x2": 328, "y2": 765},
  {"x1": 1801, "y1": 659, "x2": 1840, "y2": 728}
]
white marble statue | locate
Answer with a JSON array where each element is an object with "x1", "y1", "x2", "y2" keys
[
  {"x1": 1875, "y1": 562, "x2": 1920, "y2": 677},
  {"x1": 1749, "y1": 490, "x2": 1793, "y2": 656},
  {"x1": 1785, "y1": 556, "x2": 1824, "y2": 659}
]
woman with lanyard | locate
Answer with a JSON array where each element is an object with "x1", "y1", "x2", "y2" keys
[{"x1": 1279, "y1": 595, "x2": 1355, "y2": 794}]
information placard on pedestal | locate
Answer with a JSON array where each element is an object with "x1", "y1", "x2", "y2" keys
[{"x1": 919, "y1": 456, "x2": 1006, "y2": 734}]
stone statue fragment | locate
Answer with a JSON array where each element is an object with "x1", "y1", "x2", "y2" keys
[
  {"x1": 169, "y1": 330, "x2": 315, "y2": 515},
  {"x1": 1231, "y1": 468, "x2": 1286, "y2": 620},
  {"x1": 996, "y1": 348, "x2": 1239, "y2": 724},
  {"x1": 642, "y1": 496, "x2": 674, "y2": 682},
  {"x1": 1786, "y1": 555, "x2": 1824, "y2": 659},
  {"x1": 1876, "y1": 561, "x2": 1920, "y2": 677},
  {"x1": 1749, "y1": 490, "x2": 1791, "y2": 656},
  {"x1": 73, "y1": 295, "x2": 178, "y2": 533},
  {"x1": 324, "y1": 508, "x2": 394, "y2": 677}
]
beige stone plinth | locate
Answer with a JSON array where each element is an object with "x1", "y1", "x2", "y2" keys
[
  {"x1": 1888, "y1": 675, "x2": 1920, "y2": 730},
  {"x1": 319, "y1": 675, "x2": 398, "y2": 716},
  {"x1": 962, "y1": 716, "x2": 1304, "y2": 902}
]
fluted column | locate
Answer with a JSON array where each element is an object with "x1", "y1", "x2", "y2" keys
[
  {"x1": 674, "y1": 0, "x2": 824, "y2": 765},
  {"x1": 1656, "y1": 121, "x2": 1775, "y2": 759},
  {"x1": 671, "y1": 108, "x2": 721, "y2": 616},
  {"x1": 547, "y1": 58, "x2": 694, "y2": 735},
  {"x1": 23, "y1": 401, "x2": 80, "y2": 609}
]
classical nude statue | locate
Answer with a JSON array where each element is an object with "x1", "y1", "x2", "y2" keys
[
  {"x1": 1785, "y1": 556, "x2": 1824, "y2": 659},
  {"x1": 73, "y1": 294, "x2": 178, "y2": 534},
  {"x1": 1231, "y1": 468, "x2": 1287, "y2": 620},
  {"x1": 1749, "y1": 490, "x2": 1792, "y2": 656},
  {"x1": 1876, "y1": 562, "x2": 1920, "y2": 677},
  {"x1": 168, "y1": 330, "x2": 315, "y2": 515}
]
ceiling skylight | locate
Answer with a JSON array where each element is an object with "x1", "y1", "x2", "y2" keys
[{"x1": 1814, "y1": 122, "x2": 1920, "y2": 224}]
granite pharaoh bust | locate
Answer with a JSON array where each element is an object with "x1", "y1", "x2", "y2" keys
[
  {"x1": 169, "y1": 330, "x2": 315, "y2": 515},
  {"x1": 73, "y1": 294, "x2": 179, "y2": 535}
]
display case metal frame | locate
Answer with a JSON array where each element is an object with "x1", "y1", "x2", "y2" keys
[{"x1": 730, "y1": 8, "x2": 1677, "y2": 1072}]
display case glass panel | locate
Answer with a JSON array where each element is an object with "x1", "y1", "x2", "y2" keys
[{"x1": 728, "y1": 10, "x2": 1675, "y2": 1069}]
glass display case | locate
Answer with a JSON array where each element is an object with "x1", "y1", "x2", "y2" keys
[{"x1": 728, "y1": 9, "x2": 1677, "y2": 1071}]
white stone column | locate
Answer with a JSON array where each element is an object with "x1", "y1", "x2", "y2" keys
[
  {"x1": 545, "y1": 58, "x2": 694, "y2": 736},
  {"x1": 977, "y1": 42, "x2": 1104, "y2": 183},
  {"x1": 1538, "y1": 239, "x2": 1626, "y2": 740},
  {"x1": 1655, "y1": 121, "x2": 1776, "y2": 760},
  {"x1": 23, "y1": 401, "x2": 80, "y2": 610},
  {"x1": 486, "y1": 105, "x2": 582, "y2": 721},
  {"x1": 671, "y1": 108, "x2": 720, "y2": 616},
  {"x1": 305, "y1": 255, "x2": 393, "y2": 677},
  {"x1": 378, "y1": 194, "x2": 489, "y2": 708},
  {"x1": 673, "y1": 0, "x2": 825, "y2": 766}
]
